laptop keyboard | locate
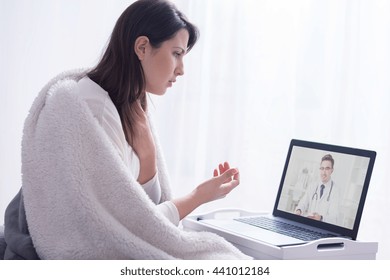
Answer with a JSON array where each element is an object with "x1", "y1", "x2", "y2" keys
[{"x1": 234, "y1": 216, "x2": 336, "y2": 241}]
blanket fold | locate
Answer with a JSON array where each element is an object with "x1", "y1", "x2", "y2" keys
[
  {"x1": 2, "y1": 189, "x2": 40, "y2": 259},
  {"x1": 21, "y1": 69, "x2": 249, "y2": 260},
  {"x1": 0, "y1": 226, "x2": 4, "y2": 259}
]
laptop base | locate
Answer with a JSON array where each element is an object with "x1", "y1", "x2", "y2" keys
[{"x1": 182, "y1": 208, "x2": 378, "y2": 260}]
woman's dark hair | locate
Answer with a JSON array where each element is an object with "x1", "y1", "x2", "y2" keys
[{"x1": 88, "y1": 0, "x2": 199, "y2": 144}]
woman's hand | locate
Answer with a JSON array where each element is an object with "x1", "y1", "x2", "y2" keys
[
  {"x1": 196, "y1": 162, "x2": 240, "y2": 204},
  {"x1": 172, "y1": 162, "x2": 240, "y2": 220}
]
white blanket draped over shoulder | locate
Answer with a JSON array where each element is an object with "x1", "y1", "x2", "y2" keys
[{"x1": 21, "y1": 69, "x2": 249, "y2": 260}]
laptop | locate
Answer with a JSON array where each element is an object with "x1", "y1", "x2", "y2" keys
[{"x1": 198, "y1": 139, "x2": 376, "y2": 247}]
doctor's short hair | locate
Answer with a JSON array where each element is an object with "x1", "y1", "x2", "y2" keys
[{"x1": 321, "y1": 154, "x2": 334, "y2": 168}]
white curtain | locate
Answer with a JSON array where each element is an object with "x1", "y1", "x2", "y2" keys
[{"x1": 1, "y1": 0, "x2": 389, "y2": 259}]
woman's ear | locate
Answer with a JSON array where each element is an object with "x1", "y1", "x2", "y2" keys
[{"x1": 134, "y1": 36, "x2": 149, "y2": 61}]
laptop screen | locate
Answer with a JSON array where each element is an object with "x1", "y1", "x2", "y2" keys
[{"x1": 273, "y1": 139, "x2": 376, "y2": 239}]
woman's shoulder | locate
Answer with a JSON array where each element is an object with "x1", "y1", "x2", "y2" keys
[
  {"x1": 76, "y1": 76, "x2": 118, "y2": 124},
  {"x1": 77, "y1": 76, "x2": 109, "y2": 104},
  {"x1": 76, "y1": 76, "x2": 133, "y2": 162}
]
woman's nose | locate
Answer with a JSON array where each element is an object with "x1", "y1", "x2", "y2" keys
[{"x1": 175, "y1": 60, "x2": 184, "y2": 76}]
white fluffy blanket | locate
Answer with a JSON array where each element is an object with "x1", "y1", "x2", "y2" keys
[{"x1": 21, "y1": 69, "x2": 249, "y2": 260}]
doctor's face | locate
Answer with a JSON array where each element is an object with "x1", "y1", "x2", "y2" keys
[{"x1": 319, "y1": 160, "x2": 333, "y2": 183}]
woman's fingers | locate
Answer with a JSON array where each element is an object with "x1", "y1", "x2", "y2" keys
[
  {"x1": 214, "y1": 162, "x2": 240, "y2": 185},
  {"x1": 198, "y1": 166, "x2": 240, "y2": 204},
  {"x1": 233, "y1": 169, "x2": 240, "y2": 181},
  {"x1": 220, "y1": 168, "x2": 240, "y2": 195},
  {"x1": 216, "y1": 162, "x2": 231, "y2": 175},
  {"x1": 219, "y1": 167, "x2": 239, "y2": 184},
  {"x1": 218, "y1": 163, "x2": 224, "y2": 174},
  {"x1": 218, "y1": 162, "x2": 230, "y2": 174}
]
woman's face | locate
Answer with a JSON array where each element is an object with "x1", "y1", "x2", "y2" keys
[{"x1": 140, "y1": 29, "x2": 189, "y2": 95}]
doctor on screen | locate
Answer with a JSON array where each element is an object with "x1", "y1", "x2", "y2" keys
[{"x1": 295, "y1": 154, "x2": 340, "y2": 224}]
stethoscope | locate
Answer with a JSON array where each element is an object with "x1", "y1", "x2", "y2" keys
[{"x1": 311, "y1": 180, "x2": 333, "y2": 202}]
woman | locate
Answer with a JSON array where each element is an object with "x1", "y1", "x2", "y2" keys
[
  {"x1": 85, "y1": 0, "x2": 240, "y2": 226},
  {"x1": 14, "y1": 0, "x2": 248, "y2": 259}
]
